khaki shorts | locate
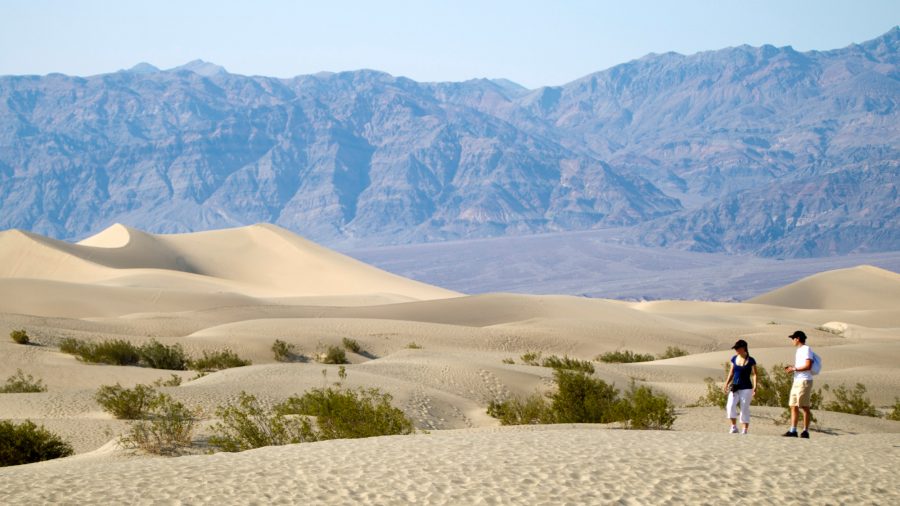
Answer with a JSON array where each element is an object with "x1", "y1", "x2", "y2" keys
[{"x1": 789, "y1": 379, "x2": 814, "y2": 407}]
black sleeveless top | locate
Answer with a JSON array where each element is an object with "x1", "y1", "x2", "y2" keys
[{"x1": 731, "y1": 355, "x2": 756, "y2": 391}]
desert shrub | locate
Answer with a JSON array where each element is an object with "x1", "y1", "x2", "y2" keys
[
  {"x1": 406, "y1": 342, "x2": 422, "y2": 349},
  {"x1": 95, "y1": 383, "x2": 157, "y2": 419},
  {"x1": 619, "y1": 381, "x2": 676, "y2": 430},
  {"x1": 488, "y1": 370, "x2": 676, "y2": 429},
  {"x1": 152, "y1": 374, "x2": 183, "y2": 387},
  {"x1": 59, "y1": 337, "x2": 83, "y2": 354},
  {"x1": 138, "y1": 340, "x2": 187, "y2": 370},
  {"x1": 10, "y1": 330, "x2": 29, "y2": 345},
  {"x1": 272, "y1": 339, "x2": 299, "y2": 362},
  {"x1": 596, "y1": 350, "x2": 655, "y2": 364},
  {"x1": 550, "y1": 369, "x2": 623, "y2": 424},
  {"x1": 187, "y1": 349, "x2": 251, "y2": 372},
  {"x1": 59, "y1": 338, "x2": 141, "y2": 366},
  {"x1": 341, "y1": 338, "x2": 362, "y2": 354},
  {"x1": 208, "y1": 392, "x2": 313, "y2": 452},
  {"x1": 0, "y1": 369, "x2": 47, "y2": 393},
  {"x1": 520, "y1": 351, "x2": 541, "y2": 366},
  {"x1": 541, "y1": 355, "x2": 595, "y2": 374},
  {"x1": 822, "y1": 383, "x2": 880, "y2": 417},
  {"x1": 277, "y1": 387, "x2": 414, "y2": 440},
  {"x1": 695, "y1": 377, "x2": 728, "y2": 408},
  {"x1": 658, "y1": 346, "x2": 688, "y2": 360},
  {"x1": 487, "y1": 394, "x2": 553, "y2": 425},
  {"x1": 0, "y1": 420, "x2": 74, "y2": 466},
  {"x1": 501, "y1": 358, "x2": 515, "y2": 365},
  {"x1": 887, "y1": 399, "x2": 900, "y2": 421},
  {"x1": 120, "y1": 394, "x2": 197, "y2": 455},
  {"x1": 318, "y1": 345, "x2": 348, "y2": 365}
]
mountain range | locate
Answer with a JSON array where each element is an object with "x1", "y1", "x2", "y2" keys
[{"x1": 1, "y1": 27, "x2": 897, "y2": 257}]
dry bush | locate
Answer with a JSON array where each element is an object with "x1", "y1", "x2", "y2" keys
[
  {"x1": 596, "y1": 350, "x2": 655, "y2": 363},
  {"x1": 0, "y1": 420, "x2": 74, "y2": 466},
  {"x1": 9, "y1": 329, "x2": 29, "y2": 345},
  {"x1": 120, "y1": 394, "x2": 197, "y2": 455},
  {"x1": 187, "y1": 349, "x2": 251, "y2": 372},
  {"x1": 95, "y1": 383, "x2": 157, "y2": 419},
  {"x1": 0, "y1": 369, "x2": 47, "y2": 393}
]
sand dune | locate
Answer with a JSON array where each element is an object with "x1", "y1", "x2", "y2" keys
[
  {"x1": 748, "y1": 265, "x2": 900, "y2": 310},
  {"x1": 1, "y1": 225, "x2": 898, "y2": 503}
]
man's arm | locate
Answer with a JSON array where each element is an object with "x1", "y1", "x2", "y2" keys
[{"x1": 787, "y1": 359, "x2": 813, "y2": 373}]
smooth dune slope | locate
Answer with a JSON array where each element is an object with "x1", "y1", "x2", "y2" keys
[{"x1": 748, "y1": 265, "x2": 900, "y2": 310}]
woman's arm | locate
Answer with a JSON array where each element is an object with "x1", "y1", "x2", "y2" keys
[{"x1": 751, "y1": 365, "x2": 758, "y2": 395}]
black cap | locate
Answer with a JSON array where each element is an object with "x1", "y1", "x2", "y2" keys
[
  {"x1": 788, "y1": 330, "x2": 807, "y2": 343},
  {"x1": 731, "y1": 339, "x2": 748, "y2": 350}
]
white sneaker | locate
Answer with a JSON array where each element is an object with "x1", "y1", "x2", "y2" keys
[
  {"x1": 741, "y1": 430, "x2": 748, "y2": 435},
  {"x1": 729, "y1": 426, "x2": 739, "y2": 434}
]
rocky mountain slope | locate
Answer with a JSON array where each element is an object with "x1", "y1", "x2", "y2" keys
[{"x1": 1, "y1": 28, "x2": 897, "y2": 256}]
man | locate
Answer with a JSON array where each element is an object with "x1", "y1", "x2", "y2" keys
[{"x1": 783, "y1": 330, "x2": 813, "y2": 438}]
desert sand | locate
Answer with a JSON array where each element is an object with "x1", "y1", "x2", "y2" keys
[{"x1": 1, "y1": 224, "x2": 898, "y2": 504}]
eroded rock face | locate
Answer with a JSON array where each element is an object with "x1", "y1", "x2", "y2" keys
[{"x1": 1, "y1": 29, "x2": 897, "y2": 258}]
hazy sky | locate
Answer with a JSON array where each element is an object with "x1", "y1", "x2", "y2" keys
[{"x1": 1, "y1": 0, "x2": 897, "y2": 88}]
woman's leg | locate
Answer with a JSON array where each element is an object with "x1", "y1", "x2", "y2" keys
[
  {"x1": 726, "y1": 391, "x2": 738, "y2": 431},
  {"x1": 739, "y1": 389, "x2": 752, "y2": 431}
]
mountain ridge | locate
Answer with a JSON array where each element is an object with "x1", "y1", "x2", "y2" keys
[{"x1": 0, "y1": 28, "x2": 897, "y2": 257}]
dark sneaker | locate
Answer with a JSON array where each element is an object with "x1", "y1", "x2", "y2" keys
[
  {"x1": 782, "y1": 431, "x2": 798, "y2": 437},
  {"x1": 800, "y1": 431, "x2": 809, "y2": 439}
]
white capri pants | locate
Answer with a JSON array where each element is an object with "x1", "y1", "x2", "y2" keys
[{"x1": 726, "y1": 389, "x2": 752, "y2": 423}]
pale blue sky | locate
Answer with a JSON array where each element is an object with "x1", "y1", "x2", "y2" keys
[{"x1": 1, "y1": 0, "x2": 897, "y2": 88}]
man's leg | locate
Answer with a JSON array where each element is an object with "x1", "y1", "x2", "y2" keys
[
  {"x1": 791, "y1": 405, "x2": 799, "y2": 428},
  {"x1": 801, "y1": 407, "x2": 811, "y2": 431}
]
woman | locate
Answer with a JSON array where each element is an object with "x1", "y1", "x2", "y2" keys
[{"x1": 723, "y1": 339, "x2": 757, "y2": 434}]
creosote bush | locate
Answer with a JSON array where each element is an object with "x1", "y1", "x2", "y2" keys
[
  {"x1": 318, "y1": 345, "x2": 348, "y2": 365},
  {"x1": 95, "y1": 383, "x2": 157, "y2": 419},
  {"x1": 597, "y1": 350, "x2": 655, "y2": 364},
  {"x1": 152, "y1": 374, "x2": 183, "y2": 387},
  {"x1": 341, "y1": 338, "x2": 362, "y2": 354},
  {"x1": 272, "y1": 340, "x2": 299, "y2": 362},
  {"x1": 10, "y1": 330, "x2": 29, "y2": 345},
  {"x1": 887, "y1": 399, "x2": 900, "y2": 421},
  {"x1": 487, "y1": 369, "x2": 675, "y2": 430},
  {"x1": 120, "y1": 394, "x2": 197, "y2": 455},
  {"x1": 520, "y1": 351, "x2": 541, "y2": 366},
  {"x1": 139, "y1": 340, "x2": 187, "y2": 370},
  {"x1": 540, "y1": 355, "x2": 595, "y2": 374},
  {"x1": 658, "y1": 347, "x2": 688, "y2": 360},
  {"x1": 0, "y1": 369, "x2": 47, "y2": 393},
  {"x1": 406, "y1": 342, "x2": 422, "y2": 350},
  {"x1": 277, "y1": 387, "x2": 413, "y2": 440},
  {"x1": 208, "y1": 392, "x2": 313, "y2": 452},
  {"x1": 60, "y1": 338, "x2": 141, "y2": 366},
  {"x1": 0, "y1": 420, "x2": 74, "y2": 467},
  {"x1": 501, "y1": 358, "x2": 515, "y2": 365},
  {"x1": 187, "y1": 349, "x2": 251, "y2": 372},
  {"x1": 822, "y1": 383, "x2": 879, "y2": 417}
]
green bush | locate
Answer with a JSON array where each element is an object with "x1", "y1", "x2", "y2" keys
[
  {"x1": 501, "y1": 358, "x2": 515, "y2": 365},
  {"x1": 10, "y1": 330, "x2": 29, "y2": 345},
  {"x1": 887, "y1": 399, "x2": 900, "y2": 421},
  {"x1": 208, "y1": 392, "x2": 313, "y2": 452},
  {"x1": 658, "y1": 346, "x2": 688, "y2": 359},
  {"x1": 406, "y1": 342, "x2": 422, "y2": 350},
  {"x1": 152, "y1": 374, "x2": 183, "y2": 387},
  {"x1": 0, "y1": 369, "x2": 47, "y2": 393},
  {"x1": 550, "y1": 369, "x2": 623, "y2": 423},
  {"x1": 520, "y1": 351, "x2": 541, "y2": 366},
  {"x1": 342, "y1": 338, "x2": 362, "y2": 354},
  {"x1": 596, "y1": 350, "x2": 655, "y2": 364},
  {"x1": 59, "y1": 337, "x2": 83, "y2": 354},
  {"x1": 95, "y1": 383, "x2": 157, "y2": 419},
  {"x1": 487, "y1": 393, "x2": 553, "y2": 425},
  {"x1": 541, "y1": 355, "x2": 595, "y2": 374},
  {"x1": 59, "y1": 338, "x2": 141, "y2": 366},
  {"x1": 187, "y1": 349, "x2": 251, "y2": 372},
  {"x1": 488, "y1": 370, "x2": 676, "y2": 430},
  {"x1": 120, "y1": 394, "x2": 197, "y2": 455},
  {"x1": 318, "y1": 346, "x2": 348, "y2": 365},
  {"x1": 277, "y1": 387, "x2": 414, "y2": 440},
  {"x1": 619, "y1": 381, "x2": 676, "y2": 430},
  {"x1": 139, "y1": 340, "x2": 187, "y2": 370},
  {"x1": 822, "y1": 383, "x2": 880, "y2": 417},
  {"x1": 272, "y1": 340, "x2": 299, "y2": 362},
  {"x1": 0, "y1": 420, "x2": 74, "y2": 466}
]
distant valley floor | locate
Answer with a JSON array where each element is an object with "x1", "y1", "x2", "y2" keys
[{"x1": 347, "y1": 229, "x2": 900, "y2": 301}]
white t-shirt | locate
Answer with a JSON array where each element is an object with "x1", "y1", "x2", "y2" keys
[{"x1": 794, "y1": 345, "x2": 813, "y2": 381}]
